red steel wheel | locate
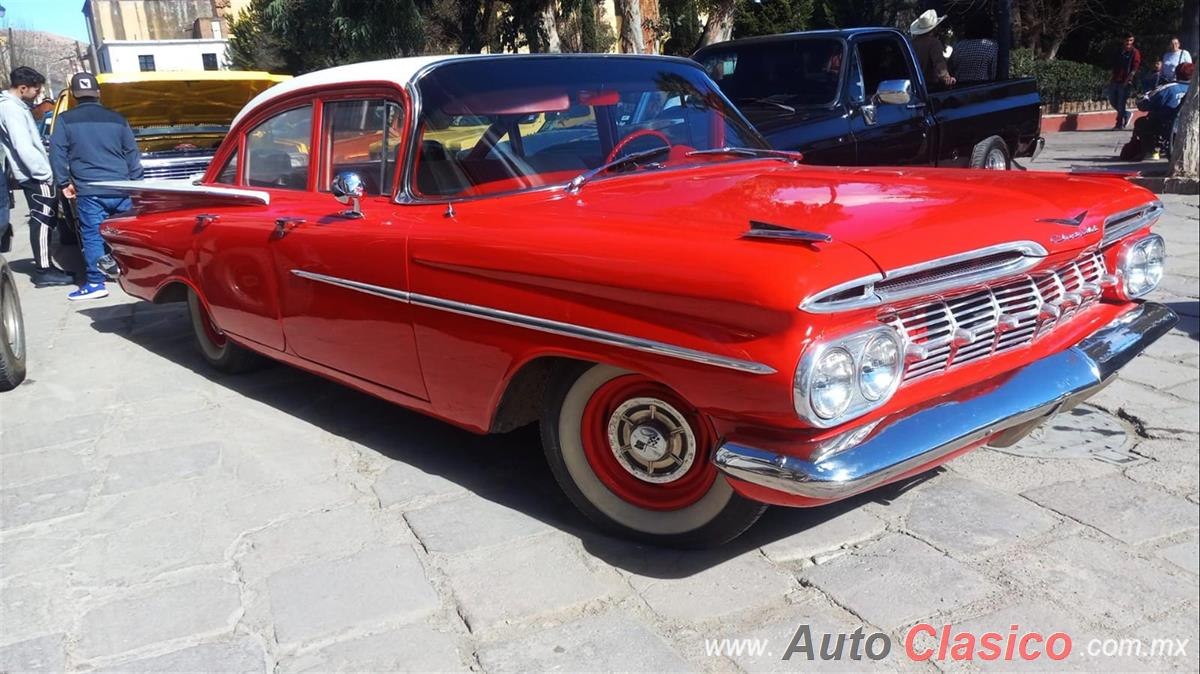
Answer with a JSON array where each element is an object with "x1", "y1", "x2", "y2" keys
[
  {"x1": 542, "y1": 363, "x2": 767, "y2": 547},
  {"x1": 579, "y1": 374, "x2": 717, "y2": 511},
  {"x1": 186, "y1": 288, "x2": 263, "y2": 374}
]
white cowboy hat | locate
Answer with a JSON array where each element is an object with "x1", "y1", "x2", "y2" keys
[{"x1": 910, "y1": 9, "x2": 946, "y2": 36}]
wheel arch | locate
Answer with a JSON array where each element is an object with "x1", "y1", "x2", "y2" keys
[
  {"x1": 151, "y1": 276, "x2": 201, "y2": 304},
  {"x1": 488, "y1": 354, "x2": 594, "y2": 433}
]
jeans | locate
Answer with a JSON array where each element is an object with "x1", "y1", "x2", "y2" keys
[
  {"x1": 1107, "y1": 82, "x2": 1131, "y2": 127},
  {"x1": 76, "y1": 195, "x2": 131, "y2": 285}
]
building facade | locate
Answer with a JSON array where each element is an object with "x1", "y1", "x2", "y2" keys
[{"x1": 83, "y1": 0, "x2": 231, "y2": 73}]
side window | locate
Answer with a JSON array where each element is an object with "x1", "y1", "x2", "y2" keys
[
  {"x1": 214, "y1": 148, "x2": 238, "y2": 185},
  {"x1": 855, "y1": 38, "x2": 916, "y2": 99},
  {"x1": 245, "y1": 105, "x2": 312, "y2": 190},
  {"x1": 323, "y1": 99, "x2": 404, "y2": 196}
]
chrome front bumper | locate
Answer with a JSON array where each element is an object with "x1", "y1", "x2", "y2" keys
[{"x1": 714, "y1": 302, "x2": 1177, "y2": 502}]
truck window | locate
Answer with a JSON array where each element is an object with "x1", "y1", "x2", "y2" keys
[
  {"x1": 696, "y1": 38, "x2": 844, "y2": 109},
  {"x1": 855, "y1": 37, "x2": 917, "y2": 99}
]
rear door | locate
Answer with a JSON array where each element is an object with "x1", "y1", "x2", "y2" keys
[{"x1": 846, "y1": 33, "x2": 933, "y2": 165}]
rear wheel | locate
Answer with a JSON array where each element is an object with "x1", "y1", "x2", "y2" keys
[
  {"x1": 971, "y1": 135, "x2": 1011, "y2": 170},
  {"x1": 187, "y1": 288, "x2": 263, "y2": 373},
  {"x1": 541, "y1": 363, "x2": 766, "y2": 547},
  {"x1": 0, "y1": 260, "x2": 27, "y2": 391}
]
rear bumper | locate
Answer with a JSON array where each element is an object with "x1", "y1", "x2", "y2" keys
[{"x1": 714, "y1": 302, "x2": 1177, "y2": 505}]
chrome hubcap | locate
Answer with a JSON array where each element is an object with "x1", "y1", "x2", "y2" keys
[
  {"x1": 985, "y1": 149, "x2": 1007, "y2": 170},
  {"x1": 2, "y1": 282, "x2": 22, "y2": 359},
  {"x1": 606, "y1": 397, "x2": 696, "y2": 484}
]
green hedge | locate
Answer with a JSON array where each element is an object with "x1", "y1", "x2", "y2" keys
[{"x1": 1010, "y1": 48, "x2": 1109, "y2": 104}]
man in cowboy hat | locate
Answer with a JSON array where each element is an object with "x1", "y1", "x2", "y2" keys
[{"x1": 910, "y1": 9, "x2": 956, "y2": 90}]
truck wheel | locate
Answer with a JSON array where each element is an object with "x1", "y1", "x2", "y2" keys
[
  {"x1": 971, "y1": 136, "x2": 1011, "y2": 170},
  {"x1": 187, "y1": 288, "x2": 263, "y2": 374},
  {"x1": 0, "y1": 259, "x2": 28, "y2": 391},
  {"x1": 541, "y1": 363, "x2": 767, "y2": 547}
]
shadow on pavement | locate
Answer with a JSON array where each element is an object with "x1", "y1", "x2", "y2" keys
[
  {"x1": 78, "y1": 301, "x2": 933, "y2": 575},
  {"x1": 1166, "y1": 301, "x2": 1199, "y2": 340}
]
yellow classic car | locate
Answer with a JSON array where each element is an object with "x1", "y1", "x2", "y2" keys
[{"x1": 52, "y1": 70, "x2": 291, "y2": 180}]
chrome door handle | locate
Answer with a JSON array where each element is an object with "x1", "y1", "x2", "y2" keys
[
  {"x1": 274, "y1": 217, "x2": 306, "y2": 237},
  {"x1": 194, "y1": 213, "x2": 219, "y2": 229}
]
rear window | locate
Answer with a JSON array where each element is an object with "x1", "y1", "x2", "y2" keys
[{"x1": 697, "y1": 38, "x2": 845, "y2": 109}]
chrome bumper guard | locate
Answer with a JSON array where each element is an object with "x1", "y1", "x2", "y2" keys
[
  {"x1": 1030, "y1": 136, "x2": 1046, "y2": 161},
  {"x1": 714, "y1": 303, "x2": 1177, "y2": 501}
]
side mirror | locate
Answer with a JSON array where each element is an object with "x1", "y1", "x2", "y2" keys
[
  {"x1": 330, "y1": 171, "x2": 365, "y2": 219},
  {"x1": 874, "y1": 79, "x2": 913, "y2": 106}
]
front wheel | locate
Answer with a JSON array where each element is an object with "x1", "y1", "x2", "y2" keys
[
  {"x1": 187, "y1": 288, "x2": 263, "y2": 373},
  {"x1": 970, "y1": 135, "x2": 1011, "y2": 170},
  {"x1": 541, "y1": 363, "x2": 766, "y2": 547}
]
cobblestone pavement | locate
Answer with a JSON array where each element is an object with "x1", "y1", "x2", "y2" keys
[{"x1": 1, "y1": 130, "x2": 1197, "y2": 673}]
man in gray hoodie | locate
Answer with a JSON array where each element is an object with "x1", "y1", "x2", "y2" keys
[{"x1": 0, "y1": 66, "x2": 73, "y2": 286}]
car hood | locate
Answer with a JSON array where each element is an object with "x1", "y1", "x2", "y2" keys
[
  {"x1": 55, "y1": 71, "x2": 291, "y2": 128},
  {"x1": 568, "y1": 160, "x2": 1158, "y2": 272}
]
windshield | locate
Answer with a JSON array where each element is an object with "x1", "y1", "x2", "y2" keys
[
  {"x1": 411, "y1": 57, "x2": 764, "y2": 199},
  {"x1": 697, "y1": 38, "x2": 845, "y2": 112}
]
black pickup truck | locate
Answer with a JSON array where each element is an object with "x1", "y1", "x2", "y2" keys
[{"x1": 694, "y1": 28, "x2": 1043, "y2": 169}]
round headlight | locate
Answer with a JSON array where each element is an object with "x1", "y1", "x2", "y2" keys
[
  {"x1": 810, "y1": 347, "x2": 855, "y2": 419},
  {"x1": 1120, "y1": 234, "x2": 1166, "y2": 298},
  {"x1": 859, "y1": 333, "x2": 901, "y2": 400}
]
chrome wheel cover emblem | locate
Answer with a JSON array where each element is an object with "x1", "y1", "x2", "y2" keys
[
  {"x1": 985, "y1": 149, "x2": 1007, "y2": 170},
  {"x1": 606, "y1": 397, "x2": 696, "y2": 484}
]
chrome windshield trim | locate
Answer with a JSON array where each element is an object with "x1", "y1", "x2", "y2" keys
[
  {"x1": 1102, "y1": 200, "x2": 1164, "y2": 246},
  {"x1": 289, "y1": 270, "x2": 775, "y2": 375},
  {"x1": 801, "y1": 241, "x2": 1048, "y2": 314},
  {"x1": 290, "y1": 270, "x2": 411, "y2": 302}
]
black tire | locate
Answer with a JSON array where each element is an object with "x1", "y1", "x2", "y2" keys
[
  {"x1": 970, "y1": 135, "x2": 1011, "y2": 170},
  {"x1": 0, "y1": 258, "x2": 27, "y2": 391},
  {"x1": 541, "y1": 363, "x2": 767, "y2": 548},
  {"x1": 186, "y1": 288, "x2": 264, "y2": 373}
]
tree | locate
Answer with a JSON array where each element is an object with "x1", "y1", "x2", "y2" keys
[
  {"x1": 1169, "y1": 77, "x2": 1199, "y2": 181},
  {"x1": 735, "y1": 0, "x2": 815, "y2": 38},
  {"x1": 1013, "y1": 0, "x2": 1104, "y2": 60},
  {"x1": 227, "y1": 0, "x2": 286, "y2": 71},
  {"x1": 615, "y1": 0, "x2": 646, "y2": 52},
  {"x1": 697, "y1": 0, "x2": 737, "y2": 47}
]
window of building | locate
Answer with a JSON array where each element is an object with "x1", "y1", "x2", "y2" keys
[
  {"x1": 211, "y1": 19, "x2": 223, "y2": 39},
  {"x1": 322, "y1": 99, "x2": 403, "y2": 196},
  {"x1": 245, "y1": 105, "x2": 313, "y2": 190},
  {"x1": 138, "y1": 55, "x2": 156, "y2": 72},
  {"x1": 202, "y1": 53, "x2": 219, "y2": 71}
]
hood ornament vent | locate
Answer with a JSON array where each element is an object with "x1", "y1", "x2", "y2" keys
[
  {"x1": 802, "y1": 241, "x2": 1048, "y2": 313},
  {"x1": 1101, "y1": 200, "x2": 1164, "y2": 246},
  {"x1": 743, "y1": 220, "x2": 833, "y2": 244}
]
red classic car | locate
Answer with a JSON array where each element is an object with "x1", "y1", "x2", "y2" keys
[{"x1": 98, "y1": 55, "x2": 1175, "y2": 547}]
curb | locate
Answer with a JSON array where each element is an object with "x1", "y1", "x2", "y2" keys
[{"x1": 1041, "y1": 110, "x2": 1147, "y2": 133}]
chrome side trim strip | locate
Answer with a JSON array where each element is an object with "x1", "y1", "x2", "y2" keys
[
  {"x1": 714, "y1": 302, "x2": 1177, "y2": 500},
  {"x1": 801, "y1": 241, "x2": 1048, "y2": 313},
  {"x1": 291, "y1": 270, "x2": 411, "y2": 302},
  {"x1": 289, "y1": 270, "x2": 775, "y2": 375},
  {"x1": 1102, "y1": 200, "x2": 1164, "y2": 246},
  {"x1": 408, "y1": 293, "x2": 776, "y2": 375}
]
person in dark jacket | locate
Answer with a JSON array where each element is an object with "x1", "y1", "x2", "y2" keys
[
  {"x1": 50, "y1": 72, "x2": 143, "y2": 301},
  {"x1": 950, "y1": 14, "x2": 998, "y2": 84},
  {"x1": 910, "y1": 10, "x2": 955, "y2": 91},
  {"x1": 1108, "y1": 34, "x2": 1142, "y2": 129}
]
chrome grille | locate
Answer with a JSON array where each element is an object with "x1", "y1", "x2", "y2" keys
[
  {"x1": 143, "y1": 160, "x2": 210, "y2": 180},
  {"x1": 884, "y1": 250, "x2": 1106, "y2": 381}
]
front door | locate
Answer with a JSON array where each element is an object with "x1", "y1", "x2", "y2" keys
[
  {"x1": 847, "y1": 35, "x2": 933, "y2": 165},
  {"x1": 265, "y1": 97, "x2": 428, "y2": 399}
]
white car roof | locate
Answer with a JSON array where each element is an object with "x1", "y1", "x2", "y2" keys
[{"x1": 230, "y1": 54, "x2": 484, "y2": 127}]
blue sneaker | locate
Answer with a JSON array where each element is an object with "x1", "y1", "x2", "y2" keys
[{"x1": 68, "y1": 283, "x2": 109, "y2": 301}]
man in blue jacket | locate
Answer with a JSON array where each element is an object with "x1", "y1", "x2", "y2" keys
[{"x1": 50, "y1": 72, "x2": 143, "y2": 301}]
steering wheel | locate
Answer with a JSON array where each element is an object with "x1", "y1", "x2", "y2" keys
[{"x1": 605, "y1": 129, "x2": 673, "y2": 164}]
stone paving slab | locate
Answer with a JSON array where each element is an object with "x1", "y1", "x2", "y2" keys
[{"x1": 0, "y1": 130, "x2": 1196, "y2": 672}]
